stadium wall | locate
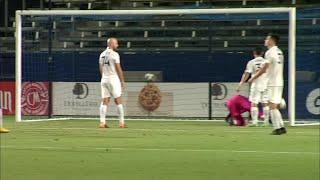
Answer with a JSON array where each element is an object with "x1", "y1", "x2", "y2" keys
[
  {"x1": 1, "y1": 52, "x2": 319, "y2": 82},
  {"x1": 1, "y1": 81, "x2": 319, "y2": 119}
]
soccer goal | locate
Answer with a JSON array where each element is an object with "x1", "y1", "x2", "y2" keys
[{"x1": 14, "y1": 8, "x2": 317, "y2": 126}]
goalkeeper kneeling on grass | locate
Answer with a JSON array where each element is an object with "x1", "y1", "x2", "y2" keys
[
  {"x1": 225, "y1": 95, "x2": 286, "y2": 126},
  {"x1": 225, "y1": 95, "x2": 263, "y2": 126},
  {"x1": 0, "y1": 108, "x2": 9, "y2": 133}
]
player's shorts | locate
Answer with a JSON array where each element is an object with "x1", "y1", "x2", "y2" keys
[
  {"x1": 249, "y1": 87, "x2": 268, "y2": 104},
  {"x1": 268, "y1": 86, "x2": 283, "y2": 104},
  {"x1": 101, "y1": 77, "x2": 122, "y2": 98}
]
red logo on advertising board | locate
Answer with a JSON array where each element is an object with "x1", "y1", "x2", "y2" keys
[
  {"x1": 21, "y1": 82, "x2": 49, "y2": 115},
  {"x1": 0, "y1": 82, "x2": 15, "y2": 115}
]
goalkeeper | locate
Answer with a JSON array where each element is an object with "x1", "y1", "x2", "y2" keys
[
  {"x1": 225, "y1": 95, "x2": 263, "y2": 126},
  {"x1": 225, "y1": 95, "x2": 285, "y2": 126}
]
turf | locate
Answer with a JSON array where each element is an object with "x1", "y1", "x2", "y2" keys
[{"x1": 1, "y1": 116, "x2": 319, "y2": 180}]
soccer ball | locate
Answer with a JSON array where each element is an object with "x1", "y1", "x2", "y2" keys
[
  {"x1": 279, "y1": 98, "x2": 286, "y2": 109},
  {"x1": 144, "y1": 73, "x2": 155, "y2": 82}
]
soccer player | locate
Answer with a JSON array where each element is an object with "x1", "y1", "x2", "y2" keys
[
  {"x1": 248, "y1": 34, "x2": 286, "y2": 135},
  {"x1": 98, "y1": 38, "x2": 126, "y2": 128},
  {"x1": 225, "y1": 95, "x2": 263, "y2": 126},
  {"x1": 237, "y1": 47, "x2": 269, "y2": 126}
]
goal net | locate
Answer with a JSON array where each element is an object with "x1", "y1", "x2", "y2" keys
[{"x1": 15, "y1": 8, "x2": 317, "y2": 125}]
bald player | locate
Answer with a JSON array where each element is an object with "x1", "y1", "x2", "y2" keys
[
  {"x1": 249, "y1": 34, "x2": 286, "y2": 135},
  {"x1": 99, "y1": 38, "x2": 126, "y2": 128}
]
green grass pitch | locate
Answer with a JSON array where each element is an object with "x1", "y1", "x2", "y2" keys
[{"x1": 1, "y1": 116, "x2": 319, "y2": 180}]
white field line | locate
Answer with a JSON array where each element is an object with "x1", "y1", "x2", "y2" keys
[
  {"x1": 1, "y1": 145, "x2": 319, "y2": 155},
  {"x1": 292, "y1": 123, "x2": 320, "y2": 126},
  {"x1": 12, "y1": 127, "x2": 319, "y2": 135},
  {"x1": 20, "y1": 118, "x2": 225, "y2": 122},
  {"x1": 19, "y1": 118, "x2": 295, "y2": 124},
  {"x1": 20, "y1": 118, "x2": 319, "y2": 125}
]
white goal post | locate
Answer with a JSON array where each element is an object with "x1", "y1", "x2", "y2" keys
[{"x1": 15, "y1": 8, "x2": 297, "y2": 125}]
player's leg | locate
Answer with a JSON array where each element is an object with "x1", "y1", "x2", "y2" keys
[
  {"x1": 99, "y1": 81, "x2": 111, "y2": 128},
  {"x1": 269, "y1": 86, "x2": 285, "y2": 135},
  {"x1": 111, "y1": 79, "x2": 125, "y2": 128},
  {"x1": 269, "y1": 102, "x2": 284, "y2": 135},
  {"x1": 250, "y1": 103, "x2": 259, "y2": 126},
  {"x1": 0, "y1": 108, "x2": 9, "y2": 133},
  {"x1": 114, "y1": 97, "x2": 125, "y2": 128},
  {"x1": 268, "y1": 87, "x2": 281, "y2": 132},
  {"x1": 249, "y1": 88, "x2": 259, "y2": 126},
  {"x1": 274, "y1": 87, "x2": 285, "y2": 132},
  {"x1": 261, "y1": 103, "x2": 270, "y2": 126},
  {"x1": 261, "y1": 89, "x2": 270, "y2": 126}
]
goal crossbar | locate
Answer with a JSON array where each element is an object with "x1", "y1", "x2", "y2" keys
[{"x1": 15, "y1": 8, "x2": 296, "y2": 126}]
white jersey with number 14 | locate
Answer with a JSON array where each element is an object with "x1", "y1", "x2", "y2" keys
[{"x1": 99, "y1": 47, "x2": 120, "y2": 79}]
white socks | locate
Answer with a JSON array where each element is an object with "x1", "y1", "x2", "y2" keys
[
  {"x1": 117, "y1": 104, "x2": 125, "y2": 125},
  {"x1": 99, "y1": 104, "x2": 107, "y2": 124},
  {"x1": 250, "y1": 107, "x2": 258, "y2": 125},
  {"x1": 99, "y1": 103, "x2": 124, "y2": 125},
  {"x1": 274, "y1": 109, "x2": 284, "y2": 128},
  {"x1": 270, "y1": 109, "x2": 283, "y2": 129},
  {"x1": 263, "y1": 106, "x2": 270, "y2": 125}
]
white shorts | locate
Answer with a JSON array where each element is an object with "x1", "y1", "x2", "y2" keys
[
  {"x1": 268, "y1": 86, "x2": 283, "y2": 104},
  {"x1": 249, "y1": 88, "x2": 268, "y2": 104},
  {"x1": 101, "y1": 77, "x2": 122, "y2": 98}
]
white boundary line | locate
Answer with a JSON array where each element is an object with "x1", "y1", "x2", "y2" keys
[
  {"x1": 20, "y1": 118, "x2": 225, "y2": 122},
  {"x1": 20, "y1": 118, "x2": 319, "y2": 126},
  {"x1": 292, "y1": 123, "x2": 320, "y2": 126},
  {"x1": 1, "y1": 145, "x2": 318, "y2": 155}
]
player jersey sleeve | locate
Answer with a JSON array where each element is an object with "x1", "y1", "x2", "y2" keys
[
  {"x1": 261, "y1": 58, "x2": 267, "y2": 66},
  {"x1": 265, "y1": 51, "x2": 275, "y2": 64},
  {"x1": 99, "y1": 52, "x2": 104, "y2": 64},
  {"x1": 114, "y1": 53, "x2": 120, "y2": 64},
  {"x1": 245, "y1": 61, "x2": 253, "y2": 73}
]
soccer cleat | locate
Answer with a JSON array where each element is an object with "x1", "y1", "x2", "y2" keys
[
  {"x1": 99, "y1": 123, "x2": 109, "y2": 128},
  {"x1": 119, "y1": 123, "x2": 127, "y2": 128},
  {"x1": 280, "y1": 127, "x2": 287, "y2": 134},
  {"x1": 270, "y1": 129, "x2": 282, "y2": 135},
  {"x1": 0, "y1": 127, "x2": 10, "y2": 133}
]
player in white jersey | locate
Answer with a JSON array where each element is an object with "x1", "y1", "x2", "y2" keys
[
  {"x1": 98, "y1": 38, "x2": 126, "y2": 128},
  {"x1": 237, "y1": 47, "x2": 269, "y2": 126},
  {"x1": 248, "y1": 34, "x2": 286, "y2": 135}
]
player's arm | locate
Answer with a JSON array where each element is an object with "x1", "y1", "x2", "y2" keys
[
  {"x1": 248, "y1": 62, "x2": 269, "y2": 83},
  {"x1": 99, "y1": 63, "x2": 103, "y2": 77},
  {"x1": 237, "y1": 61, "x2": 251, "y2": 92},
  {"x1": 236, "y1": 72, "x2": 250, "y2": 92},
  {"x1": 115, "y1": 63, "x2": 125, "y2": 89},
  {"x1": 99, "y1": 55, "x2": 104, "y2": 78},
  {"x1": 114, "y1": 54, "x2": 125, "y2": 89}
]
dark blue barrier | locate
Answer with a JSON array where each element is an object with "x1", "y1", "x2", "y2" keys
[
  {"x1": 1, "y1": 51, "x2": 318, "y2": 82},
  {"x1": 296, "y1": 83, "x2": 320, "y2": 119}
]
